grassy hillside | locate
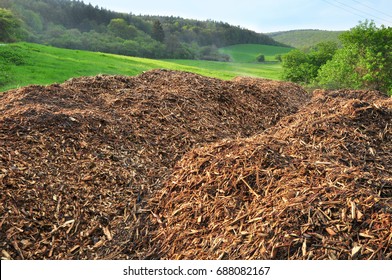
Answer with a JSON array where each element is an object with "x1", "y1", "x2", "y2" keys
[
  {"x1": 164, "y1": 59, "x2": 283, "y2": 80},
  {"x1": 219, "y1": 44, "x2": 293, "y2": 62},
  {"x1": 268, "y1": 30, "x2": 343, "y2": 49},
  {"x1": 0, "y1": 42, "x2": 285, "y2": 92}
]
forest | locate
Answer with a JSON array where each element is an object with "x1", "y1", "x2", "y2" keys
[{"x1": 0, "y1": 0, "x2": 286, "y2": 60}]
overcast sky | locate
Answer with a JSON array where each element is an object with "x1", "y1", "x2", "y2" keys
[{"x1": 85, "y1": 0, "x2": 392, "y2": 33}]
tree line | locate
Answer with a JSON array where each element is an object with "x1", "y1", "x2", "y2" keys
[
  {"x1": 0, "y1": 0, "x2": 286, "y2": 60},
  {"x1": 282, "y1": 21, "x2": 391, "y2": 95}
]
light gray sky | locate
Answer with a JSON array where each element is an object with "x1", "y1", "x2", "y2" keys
[{"x1": 86, "y1": 0, "x2": 392, "y2": 33}]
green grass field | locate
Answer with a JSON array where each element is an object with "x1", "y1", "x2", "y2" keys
[
  {"x1": 219, "y1": 44, "x2": 293, "y2": 62},
  {"x1": 0, "y1": 42, "x2": 289, "y2": 92},
  {"x1": 163, "y1": 59, "x2": 283, "y2": 80}
]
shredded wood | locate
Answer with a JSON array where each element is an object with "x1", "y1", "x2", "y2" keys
[
  {"x1": 153, "y1": 89, "x2": 392, "y2": 260},
  {"x1": 0, "y1": 70, "x2": 309, "y2": 260},
  {"x1": 1, "y1": 70, "x2": 390, "y2": 260}
]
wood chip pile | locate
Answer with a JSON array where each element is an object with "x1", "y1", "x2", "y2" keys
[
  {"x1": 153, "y1": 89, "x2": 392, "y2": 260},
  {"x1": 0, "y1": 70, "x2": 309, "y2": 260}
]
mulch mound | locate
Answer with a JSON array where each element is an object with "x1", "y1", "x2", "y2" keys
[
  {"x1": 153, "y1": 89, "x2": 392, "y2": 260},
  {"x1": 0, "y1": 70, "x2": 309, "y2": 260}
]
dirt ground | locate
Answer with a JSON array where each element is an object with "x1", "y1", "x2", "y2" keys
[{"x1": 0, "y1": 70, "x2": 390, "y2": 260}]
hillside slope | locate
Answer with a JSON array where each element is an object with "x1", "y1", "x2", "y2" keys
[{"x1": 268, "y1": 29, "x2": 343, "y2": 49}]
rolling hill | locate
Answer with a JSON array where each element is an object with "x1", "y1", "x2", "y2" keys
[{"x1": 268, "y1": 29, "x2": 343, "y2": 49}]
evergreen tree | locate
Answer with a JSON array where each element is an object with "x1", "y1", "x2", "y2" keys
[{"x1": 152, "y1": 20, "x2": 165, "y2": 42}]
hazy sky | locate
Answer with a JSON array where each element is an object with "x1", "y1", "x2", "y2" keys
[{"x1": 86, "y1": 0, "x2": 392, "y2": 33}]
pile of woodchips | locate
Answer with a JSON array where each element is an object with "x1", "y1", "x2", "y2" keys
[
  {"x1": 0, "y1": 70, "x2": 309, "y2": 259},
  {"x1": 153, "y1": 89, "x2": 392, "y2": 259},
  {"x1": 1, "y1": 70, "x2": 390, "y2": 260}
]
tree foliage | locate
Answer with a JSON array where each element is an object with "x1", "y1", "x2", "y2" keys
[
  {"x1": 318, "y1": 21, "x2": 392, "y2": 94},
  {"x1": 152, "y1": 20, "x2": 164, "y2": 42},
  {"x1": 0, "y1": 8, "x2": 23, "y2": 42},
  {"x1": 108, "y1": 18, "x2": 138, "y2": 40},
  {"x1": 282, "y1": 41, "x2": 338, "y2": 84},
  {"x1": 281, "y1": 21, "x2": 391, "y2": 94}
]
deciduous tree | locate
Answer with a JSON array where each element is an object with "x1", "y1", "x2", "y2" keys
[
  {"x1": 0, "y1": 8, "x2": 23, "y2": 42},
  {"x1": 282, "y1": 42, "x2": 337, "y2": 84},
  {"x1": 318, "y1": 21, "x2": 392, "y2": 94},
  {"x1": 108, "y1": 18, "x2": 137, "y2": 40}
]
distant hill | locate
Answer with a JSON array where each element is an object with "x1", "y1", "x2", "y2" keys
[
  {"x1": 268, "y1": 29, "x2": 344, "y2": 49},
  {"x1": 0, "y1": 0, "x2": 285, "y2": 60}
]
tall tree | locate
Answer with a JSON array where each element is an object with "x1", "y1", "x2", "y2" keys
[
  {"x1": 108, "y1": 18, "x2": 137, "y2": 40},
  {"x1": 152, "y1": 20, "x2": 165, "y2": 42}
]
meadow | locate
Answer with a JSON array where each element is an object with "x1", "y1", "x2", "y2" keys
[
  {"x1": 0, "y1": 42, "x2": 291, "y2": 92},
  {"x1": 219, "y1": 44, "x2": 293, "y2": 62}
]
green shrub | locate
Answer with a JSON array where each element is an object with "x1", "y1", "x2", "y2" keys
[
  {"x1": 256, "y1": 54, "x2": 265, "y2": 62},
  {"x1": 0, "y1": 45, "x2": 27, "y2": 65},
  {"x1": 317, "y1": 21, "x2": 392, "y2": 94}
]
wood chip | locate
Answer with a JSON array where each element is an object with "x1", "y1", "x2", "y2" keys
[
  {"x1": 153, "y1": 88, "x2": 391, "y2": 260},
  {"x1": 326, "y1": 227, "x2": 337, "y2": 236},
  {"x1": 1, "y1": 71, "x2": 390, "y2": 260},
  {"x1": 352, "y1": 245, "x2": 362, "y2": 258},
  {"x1": 102, "y1": 226, "x2": 113, "y2": 241}
]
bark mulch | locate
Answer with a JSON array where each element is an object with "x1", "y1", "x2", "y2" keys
[
  {"x1": 153, "y1": 89, "x2": 392, "y2": 260},
  {"x1": 0, "y1": 70, "x2": 309, "y2": 259}
]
